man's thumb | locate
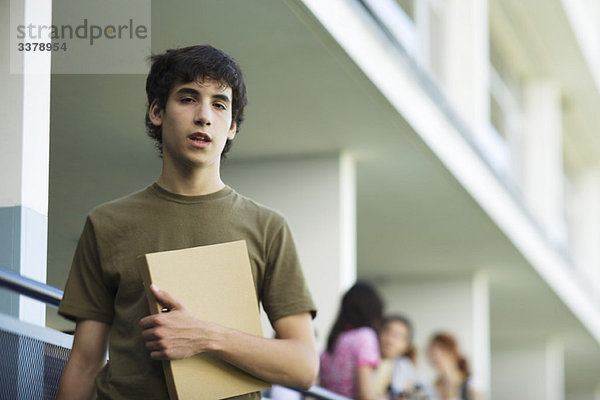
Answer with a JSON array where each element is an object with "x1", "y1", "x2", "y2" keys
[{"x1": 150, "y1": 284, "x2": 183, "y2": 311}]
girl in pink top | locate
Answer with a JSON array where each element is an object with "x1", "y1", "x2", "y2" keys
[{"x1": 320, "y1": 282, "x2": 384, "y2": 399}]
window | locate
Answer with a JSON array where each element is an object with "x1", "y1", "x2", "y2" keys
[{"x1": 489, "y1": 40, "x2": 522, "y2": 140}]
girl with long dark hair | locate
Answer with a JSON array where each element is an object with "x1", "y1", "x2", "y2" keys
[{"x1": 319, "y1": 282, "x2": 384, "y2": 400}]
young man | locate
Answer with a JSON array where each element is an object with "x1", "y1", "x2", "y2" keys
[{"x1": 57, "y1": 45, "x2": 318, "y2": 400}]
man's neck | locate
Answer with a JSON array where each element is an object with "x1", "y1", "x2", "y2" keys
[{"x1": 157, "y1": 159, "x2": 225, "y2": 196}]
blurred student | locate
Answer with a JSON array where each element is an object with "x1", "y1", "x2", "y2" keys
[
  {"x1": 428, "y1": 333, "x2": 481, "y2": 400},
  {"x1": 319, "y1": 282, "x2": 384, "y2": 400},
  {"x1": 374, "y1": 315, "x2": 422, "y2": 399}
]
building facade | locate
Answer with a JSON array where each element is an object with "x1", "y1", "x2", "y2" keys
[{"x1": 2, "y1": 0, "x2": 600, "y2": 398}]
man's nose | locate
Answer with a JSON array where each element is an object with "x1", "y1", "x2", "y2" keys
[{"x1": 194, "y1": 103, "x2": 212, "y2": 126}]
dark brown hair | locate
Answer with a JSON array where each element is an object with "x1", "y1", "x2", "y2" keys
[{"x1": 326, "y1": 282, "x2": 384, "y2": 353}]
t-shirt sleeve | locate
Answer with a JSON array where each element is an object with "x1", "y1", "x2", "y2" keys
[
  {"x1": 58, "y1": 216, "x2": 115, "y2": 324},
  {"x1": 261, "y1": 218, "x2": 317, "y2": 324},
  {"x1": 356, "y1": 328, "x2": 381, "y2": 367}
]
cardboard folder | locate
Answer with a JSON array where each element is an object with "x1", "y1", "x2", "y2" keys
[{"x1": 138, "y1": 240, "x2": 271, "y2": 400}]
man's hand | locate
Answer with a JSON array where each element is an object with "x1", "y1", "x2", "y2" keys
[
  {"x1": 139, "y1": 284, "x2": 317, "y2": 389},
  {"x1": 139, "y1": 284, "x2": 219, "y2": 360}
]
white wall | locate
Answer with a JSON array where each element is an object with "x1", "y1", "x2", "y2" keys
[
  {"x1": 568, "y1": 168, "x2": 600, "y2": 291},
  {"x1": 492, "y1": 340, "x2": 564, "y2": 400},
  {"x1": 440, "y1": 0, "x2": 490, "y2": 138},
  {"x1": 222, "y1": 153, "x2": 356, "y2": 351}
]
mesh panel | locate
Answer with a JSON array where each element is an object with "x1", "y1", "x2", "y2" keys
[
  {"x1": 0, "y1": 328, "x2": 71, "y2": 400},
  {"x1": 0, "y1": 331, "x2": 18, "y2": 400}
]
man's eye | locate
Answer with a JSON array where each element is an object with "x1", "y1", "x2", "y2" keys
[
  {"x1": 180, "y1": 97, "x2": 194, "y2": 103},
  {"x1": 214, "y1": 103, "x2": 227, "y2": 110}
]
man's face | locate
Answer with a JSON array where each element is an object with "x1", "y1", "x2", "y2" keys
[{"x1": 149, "y1": 78, "x2": 236, "y2": 170}]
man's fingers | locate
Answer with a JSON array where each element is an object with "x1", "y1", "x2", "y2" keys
[
  {"x1": 150, "y1": 350, "x2": 168, "y2": 360},
  {"x1": 139, "y1": 316, "x2": 150, "y2": 329},
  {"x1": 145, "y1": 340, "x2": 164, "y2": 351},
  {"x1": 150, "y1": 284, "x2": 185, "y2": 311},
  {"x1": 139, "y1": 324, "x2": 158, "y2": 339},
  {"x1": 139, "y1": 315, "x2": 159, "y2": 330}
]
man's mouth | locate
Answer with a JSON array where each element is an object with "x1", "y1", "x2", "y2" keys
[{"x1": 188, "y1": 132, "x2": 212, "y2": 145}]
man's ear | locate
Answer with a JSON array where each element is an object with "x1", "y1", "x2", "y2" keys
[
  {"x1": 148, "y1": 99, "x2": 163, "y2": 127},
  {"x1": 227, "y1": 122, "x2": 237, "y2": 140}
]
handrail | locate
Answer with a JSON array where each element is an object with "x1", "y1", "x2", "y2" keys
[
  {"x1": 293, "y1": 386, "x2": 352, "y2": 400},
  {"x1": 0, "y1": 266, "x2": 63, "y2": 307},
  {"x1": 0, "y1": 267, "x2": 350, "y2": 400}
]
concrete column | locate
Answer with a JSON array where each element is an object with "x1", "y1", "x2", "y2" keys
[
  {"x1": 491, "y1": 339, "x2": 564, "y2": 400},
  {"x1": 378, "y1": 272, "x2": 490, "y2": 396},
  {"x1": 568, "y1": 168, "x2": 600, "y2": 290},
  {"x1": 472, "y1": 271, "x2": 490, "y2": 395},
  {"x1": 222, "y1": 153, "x2": 356, "y2": 351},
  {"x1": 522, "y1": 79, "x2": 566, "y2": 244},
  {"x1": 439, "y1": 0, "x2": 490, "y2": 137},
  {"x1": 1, "y1": 0, "x2": 52, "y2": 326}
]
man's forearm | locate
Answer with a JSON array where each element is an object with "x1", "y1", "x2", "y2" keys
[
  {"x1": 57, "y1": 319, "x2": 109, "y2": 400},
  {"x1": 140, "y1": 287, "x2": 318, "y2": 388},
  {"x1": 57, "y1": 357, "x2": 103, "y2": 400},
  {"x1": 208, "y1": 323, "x2": 317, "y2": 389}
]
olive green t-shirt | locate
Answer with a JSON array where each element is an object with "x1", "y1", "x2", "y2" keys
[{"x1": 59, "y1": 183, "x2": 316, "y2": 400}]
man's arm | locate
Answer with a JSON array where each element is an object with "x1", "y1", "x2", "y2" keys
[
  {"x1": 57, "y1": 319, "x2": 109, "y2": 400},
  {"x1": 139, "y1": 284, "x2": 318, "y2": 389}
]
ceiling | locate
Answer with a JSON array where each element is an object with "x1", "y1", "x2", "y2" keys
[{"x1": 46, "y1": 0, "x2": 600, "y2": 393}]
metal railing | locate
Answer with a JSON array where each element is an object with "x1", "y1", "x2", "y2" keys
[
  {"x1": 0, "y1": 267, "x2": 62, "y2": 307},
  {"x1": 293, "y1": 386, "x2": 352, "y2": 400},
  {"x1": 0, "y1": 266, "x2": 350, "y2": 400}
]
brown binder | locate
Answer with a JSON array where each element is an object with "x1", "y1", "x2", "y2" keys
[{"x1": 138, "y1": 240, "x2": 271, "y2": 399}]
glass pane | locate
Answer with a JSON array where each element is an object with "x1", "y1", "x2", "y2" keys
[{"x1": 490, "y1": 39, "x2": 522, "y2": 106}]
